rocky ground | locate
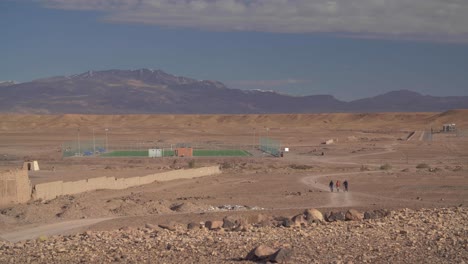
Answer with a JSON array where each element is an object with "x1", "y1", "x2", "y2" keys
[{"x1": 0, "y1": 207, "x2": 466, "y2": 263}]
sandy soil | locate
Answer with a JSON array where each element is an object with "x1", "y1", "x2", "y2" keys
[{"x1": 0, "y1": 111, "x2": 467, "y2": 241}]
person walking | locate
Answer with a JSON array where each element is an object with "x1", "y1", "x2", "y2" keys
[
  {"x1": 336, "y1": 180, "x2": 341, "y2": 192},
  {"x1": 329, "y1": 180, "x2": 334, "y2": 192},
  {"x1": 343, "y1": 180, "x2": 349, "y2": 192}
]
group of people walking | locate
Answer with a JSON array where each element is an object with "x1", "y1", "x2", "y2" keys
[{"x1": 329, "y1": 180, "x2": 348, "y2": 192}]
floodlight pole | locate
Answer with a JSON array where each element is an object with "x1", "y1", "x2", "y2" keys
[
  {"x1": 77, "y1": 128, "x2": 81, "y2": 156},
  {"x1": 252, "y1": 128, "x2": 256, "y2": 152},
  {"x1": 93, "y1": 128, "x2": 96, "y2": 155},
  {"x1": 105, "y1": 128, "x2": 109, "y2": 153}
]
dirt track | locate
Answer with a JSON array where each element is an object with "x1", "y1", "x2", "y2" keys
[{"x1": 0, "y1": 218, "x2": 114, "y2": 242}]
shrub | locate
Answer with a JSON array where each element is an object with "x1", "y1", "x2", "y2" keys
[
  {"x1": 289, "y1": 164, "x2": 314, "y2": 170},
  {"x1": 220, "y1": 162, "x2": 232, "y2": 169},
  {"x1": 380, "y1": 163, "x2": 392, "y2": 170},
  {"x1": 416, "y1": 163, "x2": 429, "y2": 169},
  {"x1": 188, "y1": 160, "x2": 196, "y2": 168}
]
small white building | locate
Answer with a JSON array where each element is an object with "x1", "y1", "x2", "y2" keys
[
  {"x1": 442, "y1": 124, "x2": 456, "y2": 132},
  {"x1": 322, "y1": 139, "x2": 334, "y2": 145},
  {"x1": 149, "y1": 149, "x2": 163, "y2": 158},
  {"x1": 23, "y1": 161, "x2": 40, "y2": 171}
]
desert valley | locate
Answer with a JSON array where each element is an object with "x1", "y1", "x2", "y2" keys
[{"x1": 0, "y1": 110, "x2": 466, "y2": 263}]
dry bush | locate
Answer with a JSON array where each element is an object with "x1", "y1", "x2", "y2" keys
[
  {"x1": 220, "y1": 162, "x2": 232, "y2": 169},
  {"x1": 289, "y1": 164, "x2": 314, "y2": 170},
  {"x1": 416, "y1": 163, "x2": 429, "y2": 169},
  {"x1": 188, "y1": 160, "x2": 196, "y2": 168},
  {"x1": 360, "y1": 165, "x2": 370, "y2": 171},
  {"x1": 380, "y1": 163, "x2": 392, "y2": 170}
]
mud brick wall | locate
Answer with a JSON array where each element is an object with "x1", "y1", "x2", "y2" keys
[
  {"x1": 32, "y1": 166, "x2": 221, "y2": 201},
  {"x1": 0, "y1": 169, "x2": 32, "y2": 206}
]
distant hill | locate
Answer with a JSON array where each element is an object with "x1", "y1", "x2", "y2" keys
[
  {"x1": 0, "y1": 69, "x2": 467, "y2": 114},
  {"x1": 349, "y1": 90, "x2": 468, "y2": 112}
]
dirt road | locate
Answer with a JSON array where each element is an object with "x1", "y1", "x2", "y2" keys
[{"x1": 0, "y1": 218, "x2": 114, "y2": 242}]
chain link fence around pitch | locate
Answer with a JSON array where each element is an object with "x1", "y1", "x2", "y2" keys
[
  {"x1": 259, "y1": 137, "x2": 281, "y2": 157},
  {"x1": 457, "y1": 129, "x2": 468, "y2": 137},
  {"x1": 62, "y1": 140, "x2": 254, "y2": 158},
  {"x1": 62, "y1": 139, "x2": 108, "y2": 157}
]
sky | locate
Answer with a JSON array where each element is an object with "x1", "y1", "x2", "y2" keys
[{"x1": 1, "y1": 0, "x2": 468, "y2": 101}]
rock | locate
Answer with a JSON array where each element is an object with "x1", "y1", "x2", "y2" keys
[
  {"x1": 233, "y1": 223, "x2": 250, "y2": 232},
  {"x1": 158, "y1": 221, "x2": 178, "y2": 231},
  {"x1": 56, "y1": 247, "x2": 67, "y2": 253},
  {"x1": 187, "y1": 222, "x2": 200, "y2": 230},
  {"x1": 305, "y1": 209, "x2": 324, "y2": 223},
  {"x1": 245, "y1": 214, "x2": 269, "y2": 225},
  {"x1": 346, "y1": 209, "x2": 364, "y2": 221},
  {"x1": 205, "y1": 220, "x2": 223, "y2": 230},
  {"x1": 223, "y1": 215, "x2": 245, "y2": 230},
  {"x1": 292, "y1": 214, "x2": 307, "y2": 226},
  {"x1": 145, "y1": 223, "x2": 158, "y2": 229},
  {"x1": 256, "y1": 219, "x2": 274, "y2": 228},
  {"x1": 281, "y1": 218, "x2": 294, "y2": 227},
  {"x1": 245, "y1": 245, "x2": 276, "y2": 261},
  {"x1": 222, "y1": 216, "x2": 237, "y2": 230},
  {"x1": 269, "y1": 248, "x2": 293, "y2": 263},
  {"x1": 326, "y1": 211, "x2": 346, "y2": 222},
  {"x1": 364, "y1": 209, "x2": 390, "y2": 220}
]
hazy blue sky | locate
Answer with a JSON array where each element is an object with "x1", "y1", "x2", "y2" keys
[{"x1": 1, "y1": 0, "x2": 468, "y2": 100}]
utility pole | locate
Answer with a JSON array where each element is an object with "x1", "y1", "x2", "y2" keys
[
  {"x1": 105, "y1": 128, "x2": 109, "y2": 153},
  {"x1": 252, "y1": 128, "x2": 256, "y2": 153},
  {"x1": 93, "y1": 128, "x2": 96, "y2": 155},
  {"x1": 77, "y1": 128, "x2": 81, "y2": 156}
]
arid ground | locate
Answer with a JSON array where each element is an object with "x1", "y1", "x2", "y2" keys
[{"x1": 0, "y1": 111, "x2": 467, "y2": 263}]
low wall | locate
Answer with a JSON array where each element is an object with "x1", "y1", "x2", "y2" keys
[
  {"x1": 0, "y1": 169, "x2": 32, "y2": 206},
  {"x1": 32, "y1": 166, "x2": 221, "y2": 201}
]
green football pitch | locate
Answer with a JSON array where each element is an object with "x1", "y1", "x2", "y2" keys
[
  {"x1": 101, "y1": 149, "x2": 251, "y2": 157},
  {"x1": 193, "y1": 149, "x2": 251, "y2": 157}
]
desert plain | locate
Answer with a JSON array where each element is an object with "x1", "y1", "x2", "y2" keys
[{"x1": 0, "y1": 111, "x2": 467, "y2": 263}]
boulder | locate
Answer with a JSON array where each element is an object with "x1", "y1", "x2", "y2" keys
[
  {"x1": 245, "y1": 214, "x2": 269, "y2": 225},
  {"x1": 187, "y1": 222, "x2": 200, "y2": 230},
  {"x1": 158, "y1": 221, "x2": 178, "y2": 231},
  {"x1": 223, "y1": 215, "x2": 245, "y2": 230},
  {"x1": 345, "y1": 209, "x2": 364, "y2": 221},
  {"x1": 269, "y1": 248, "x2": 293, "y2": 263},
  {"x1": 282, "y1": 218, "x2": 294, "y2": 228},
  {"x1": 245, "y1": 245, "x2": 276, "y2": 261},
  {"x1": 233, "y1": 223, "x2": 250, "y2": 232},
  {"x1": 326, "y1": 211, "x2": 346, "y2": 222},
  {"x1": 292, "y1": 214, "x2": 307, "y2": 227},
  {"x1": 205, "y1": 220, "x2": 223, "y2": 230},
  {"x1": 364, "y1": 209, "x2": 390, "y2": 220},
  {"x1": 304, "y1": 208, "x2": 324, "y2": 223},
  {"x1": 256, "y1": 219, "x2": 274, "y2": 228},
  {"x1": 145, "y1": 223, "x2": 158, "y2": 230}
]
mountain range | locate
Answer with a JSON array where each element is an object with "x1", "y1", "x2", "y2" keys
[{"x1": 1, "y1": 69, "x2": 467, "y2": 114}]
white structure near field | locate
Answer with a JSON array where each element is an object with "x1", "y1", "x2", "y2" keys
[
  {"x1": 442, "y1": 124, "x2": 456, "y2": 132},
  {"x1": 23, "y1": 161, "x2": 40, "y2": 171},
  {"x1": 149, "y1": 149, "x2": 163, "y2": 157}
]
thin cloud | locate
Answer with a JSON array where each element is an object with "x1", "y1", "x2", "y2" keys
[{"x1": 39, "y1": 0, "x2": 468, "y2": 41}]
